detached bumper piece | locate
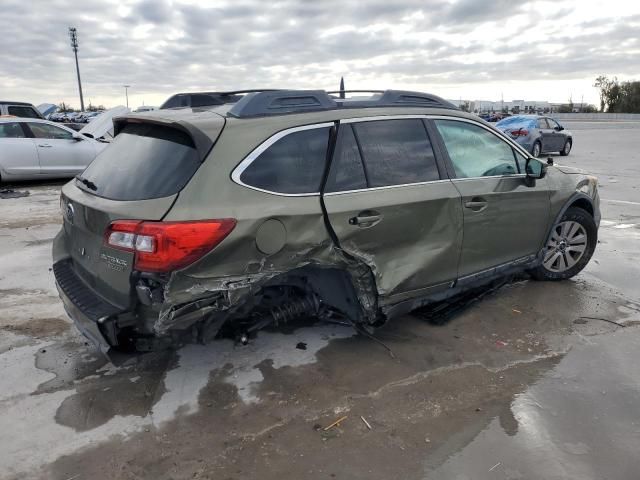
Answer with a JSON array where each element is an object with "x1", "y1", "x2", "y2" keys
[{"x1": 53, "y1": 259, "x2": 124, "y2": 352}]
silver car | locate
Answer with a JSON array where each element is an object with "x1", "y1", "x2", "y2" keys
[
  {"x1": 0, "y1": 118, "x2": 107, "y2": 182},
  {"x1": 495, "y1": 115, "x2": 573, "y2": 158}
]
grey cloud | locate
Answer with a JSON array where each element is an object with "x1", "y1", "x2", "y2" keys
[
  {"x1": 0, "y1": 0, "x2": 638, "y2": 106},
  {"x1": 133, "y1": 0, "x2": 173, "y2": 24}
]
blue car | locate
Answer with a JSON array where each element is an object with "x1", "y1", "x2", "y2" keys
[{"x1": 495, "y1": 115, "x2": 573, "y2": 157}]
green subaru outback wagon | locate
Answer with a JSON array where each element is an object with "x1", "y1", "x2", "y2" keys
[{"x1": 52, "y1": 89, "x2": 600, "y2": 353}]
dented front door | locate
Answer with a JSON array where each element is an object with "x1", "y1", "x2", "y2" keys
[{"x1": 322, "y1": 118, "x2": 463, "y2": 300}]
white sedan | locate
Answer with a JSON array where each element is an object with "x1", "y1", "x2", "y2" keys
[{"x1": 0, "y1": 117, "x2": 109, "y2": 182}]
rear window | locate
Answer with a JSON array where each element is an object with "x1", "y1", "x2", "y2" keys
[
  {"x1": 239, "y1": 126, "x2": 331, "y2": 194},
  {"x1": 78, "y1": 123, "x2": 201, "y2": 201},
  {"x1": 496, "y1": 116, "x2": 535, "y2": 129}
]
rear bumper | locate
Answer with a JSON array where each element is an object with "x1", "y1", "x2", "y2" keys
[{"x1": 53, "y1": 259, "x2": 123, "y2": 352}]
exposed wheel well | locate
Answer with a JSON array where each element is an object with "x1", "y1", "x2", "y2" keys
[{"x1": 569, "y1": 198, "x2": 593, "y2": 216}]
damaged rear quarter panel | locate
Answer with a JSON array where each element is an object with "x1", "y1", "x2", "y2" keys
[{"x1": 155, "y1": 117, "x2": 378, "y2": 333}]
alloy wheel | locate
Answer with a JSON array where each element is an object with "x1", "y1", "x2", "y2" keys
[
  {"x1": 543, "y1": 220, "x2": 588, "y2": 272},
  {"x1": 533, "y1": 142, "x2": 541, "y2": 157}
]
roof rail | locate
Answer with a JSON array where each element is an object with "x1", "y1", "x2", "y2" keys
[
  {"x1": 227, "y1": 89, "x2": 457, "y2": 118},
  {"x1": 160, "y1": 90, "x2": 282, "y2": 110},
  {"x1": 228, "y1": 90, "x2": 338, "y2": 118}
]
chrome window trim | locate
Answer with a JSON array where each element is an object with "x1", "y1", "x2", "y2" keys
[
  {"x1": 426, "y1": 115, "x2": 533, "y2": 159},
  {"x1": 230, "y1": 122, "x2": 335, "y2": 197},
  {"x1": 341, "y1": 114, "x2": 532, "y2": 159},
  {"x1": 324, "y1": 179, "x2": 452, "y2": 197},
  {"x1": 451, "y1": 174, "x2": 526, "y2": 183},
  {"x1": 340, "y1": 114, "x2": 429, "y2": 124},
  {"x1": 231, "y1": 114, "x2": 534, "y2": 198}
]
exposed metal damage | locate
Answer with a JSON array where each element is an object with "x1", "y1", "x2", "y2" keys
[{"x1": 124, "y1": 239, "x2": 381, "y2": 352}]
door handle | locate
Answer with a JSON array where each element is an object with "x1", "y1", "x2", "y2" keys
[
  {"x1": 349, "y1": 210, "x2": 381, "y2": 227},
  {"x1": 38, "y1": 143, "x2": 52, "y2": 147},
  {"x1": 464, "y1": 198, "x2": 488, "y2": 211}
]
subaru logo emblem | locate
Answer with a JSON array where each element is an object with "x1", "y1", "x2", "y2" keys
[{"x1": 65, "y1": 202, "x2": 75, "y2": 224}]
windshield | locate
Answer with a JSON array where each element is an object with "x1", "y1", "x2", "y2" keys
[
  {"x1": 78, "y1": 123, "x2": 201, "y2": 201},
  {"x1": 496, "y1": 116, "x2": 536, "y2": 129}
]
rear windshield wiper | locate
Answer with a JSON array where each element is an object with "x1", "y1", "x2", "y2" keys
[{"x1": 75, "y1": 175, "x2": 97, "y2": 191}]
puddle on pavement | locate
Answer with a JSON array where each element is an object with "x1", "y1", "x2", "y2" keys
[
  {"x1": 0, "y1": 322, "x2": 353, "y2": 479},
  {"x1": 424, "y1": 326, "x2": 640, "y2": 480}
]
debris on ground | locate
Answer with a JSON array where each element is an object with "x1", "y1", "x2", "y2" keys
[
  {"x1": 577, "y1": 316, "x2": 626, "y2": 327},
  {"x1": 324, "y1": 415, "x2": 348, "y2": 431},
  {"x1": 512, "y1": 308, "x2": 522, "y2": 314},
  {"x1": 360, "y1": 415, "x2": 372, "y2": 430},
  {"x1": 0, "y1": 188, "x2": 30, "y2": 199},
  {"x1": 489, "y1": 462, "x2": 502, "y2": 472},
  {"x1": 296, "y1": 342, "x2": 307, "y2": 350}
]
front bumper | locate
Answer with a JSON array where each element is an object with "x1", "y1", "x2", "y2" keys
[{"x1": 53, "y1": 259, "x2": 123, "y2": 352}]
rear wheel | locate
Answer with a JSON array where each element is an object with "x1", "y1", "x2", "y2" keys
[
  {"x1": 530, "y1": 207, "x2": 597, "y2": 280},
  {"x1": 532, "y1": 141, "x2": 541, "y2": 158},
  {"x1": 560, "y1": 139, "x2": 572, "y2": 156}
]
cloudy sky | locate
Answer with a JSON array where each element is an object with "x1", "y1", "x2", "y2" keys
[{"x1": 1, "y1": 0, "x2": 639, "y2": 109}]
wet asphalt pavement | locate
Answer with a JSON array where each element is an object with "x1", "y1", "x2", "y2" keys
[{"x1": 0, "y1": 120, "x2": 639, "y2": 480}]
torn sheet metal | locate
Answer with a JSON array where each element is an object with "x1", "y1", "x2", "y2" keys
[{"x1": 154, "y1": 239, "x2": 379, "y2": 336}]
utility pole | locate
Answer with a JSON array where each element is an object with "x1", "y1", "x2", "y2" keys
[
  {"x1": 123, "y1": 85, "x2": 130, "y2": 108},
  {"x1": 68, "y1": 27, "x2": 85, "y2": 112}
]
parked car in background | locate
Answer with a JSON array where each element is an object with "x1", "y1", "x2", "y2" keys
[
  {"x1": 0, "y1": 101, "x2": 45, "y2": 119},
  {"x1": 160, "y1": 91, "x2": 245, "y2": 109},
  {"x1": 496, "y1": 115, "x2": 572, "y2": 157},
  {"x1": 51, "y1": 89, "x2": 600, "y2": 354},
  {"x1": 0, "y1": 118, "x2": 110, "y2": 182}
]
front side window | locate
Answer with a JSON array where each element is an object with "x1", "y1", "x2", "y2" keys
[
  {"x1": 7, "y1": 106, "x2": 41, "y2": 119},
  {"x1": 240, "y1": 126, "x2": 331, "y2": 194},
  {"x1": 0, "y1": 122, "x2": 26, "y2": 138},
  {"x1": 435, "y1": 120, "x2": 518, "y2": 178},
  {"x1": 28, "y1": 122, "x2": 73, "y2": 140},
  {"x1": 352, "y1": 119, "x2": 440, "y2": 188}
]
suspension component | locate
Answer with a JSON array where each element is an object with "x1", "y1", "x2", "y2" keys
[{"x1": 270, "y1": 295, "x2": 320, "y2": 325}]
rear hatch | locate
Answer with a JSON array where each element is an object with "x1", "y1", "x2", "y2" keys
[{"x1": 60, "y1": 114, "x2": 225, "y2": 309}]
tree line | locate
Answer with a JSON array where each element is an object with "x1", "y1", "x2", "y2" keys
[{"x1": 594, "y1": 76, "x2": 640, "y2": 113}]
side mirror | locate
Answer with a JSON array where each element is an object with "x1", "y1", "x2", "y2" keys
[
  {"x1": 555, "y1": 125, "x2": 564, "y2": 131},
  {"x1": 72, "y1": 132, "x2": 84, "y2": 141},
  {"x1": 524, "y1": 157, "x2": 547, "y2": 187}
]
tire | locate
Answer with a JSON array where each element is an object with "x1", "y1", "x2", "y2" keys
[
  {"x1": 530, "y1": 207, "x2": 597, "y2": 281},
  {"x1": 532, "y1": 141, "x2": 541, "y2": 158},
  {"x1": 559, "y1": 139, "x2": 572, "y2": 156}
]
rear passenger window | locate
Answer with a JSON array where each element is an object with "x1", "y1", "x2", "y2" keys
[
  {"x1": 352, "y1": 119, "x2": 440, "y2": 188},
  {"x1": 325, "y1": 124, "x2": 367, "y2": 192},
  {"x1": 0, "y1": 122, "x2": 26, "y2": 138},
  {"x1": 240, "y1": 126, "x2": 330, "y2": 194}
]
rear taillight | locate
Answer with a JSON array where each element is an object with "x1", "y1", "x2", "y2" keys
[
  {"x1": 511, "y1": 128, "x2": 529, "y2": 137},
  {"x1": 105, "y1": 219, "x2": 236, "y2": 273}
]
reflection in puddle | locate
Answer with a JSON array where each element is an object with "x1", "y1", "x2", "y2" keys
[
  {"x1": 0, "y1": 324, "x2": 352, "y2": 478},
  {"x1": 424, "y1": 327, "x2": 640, "y2": 480}
]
